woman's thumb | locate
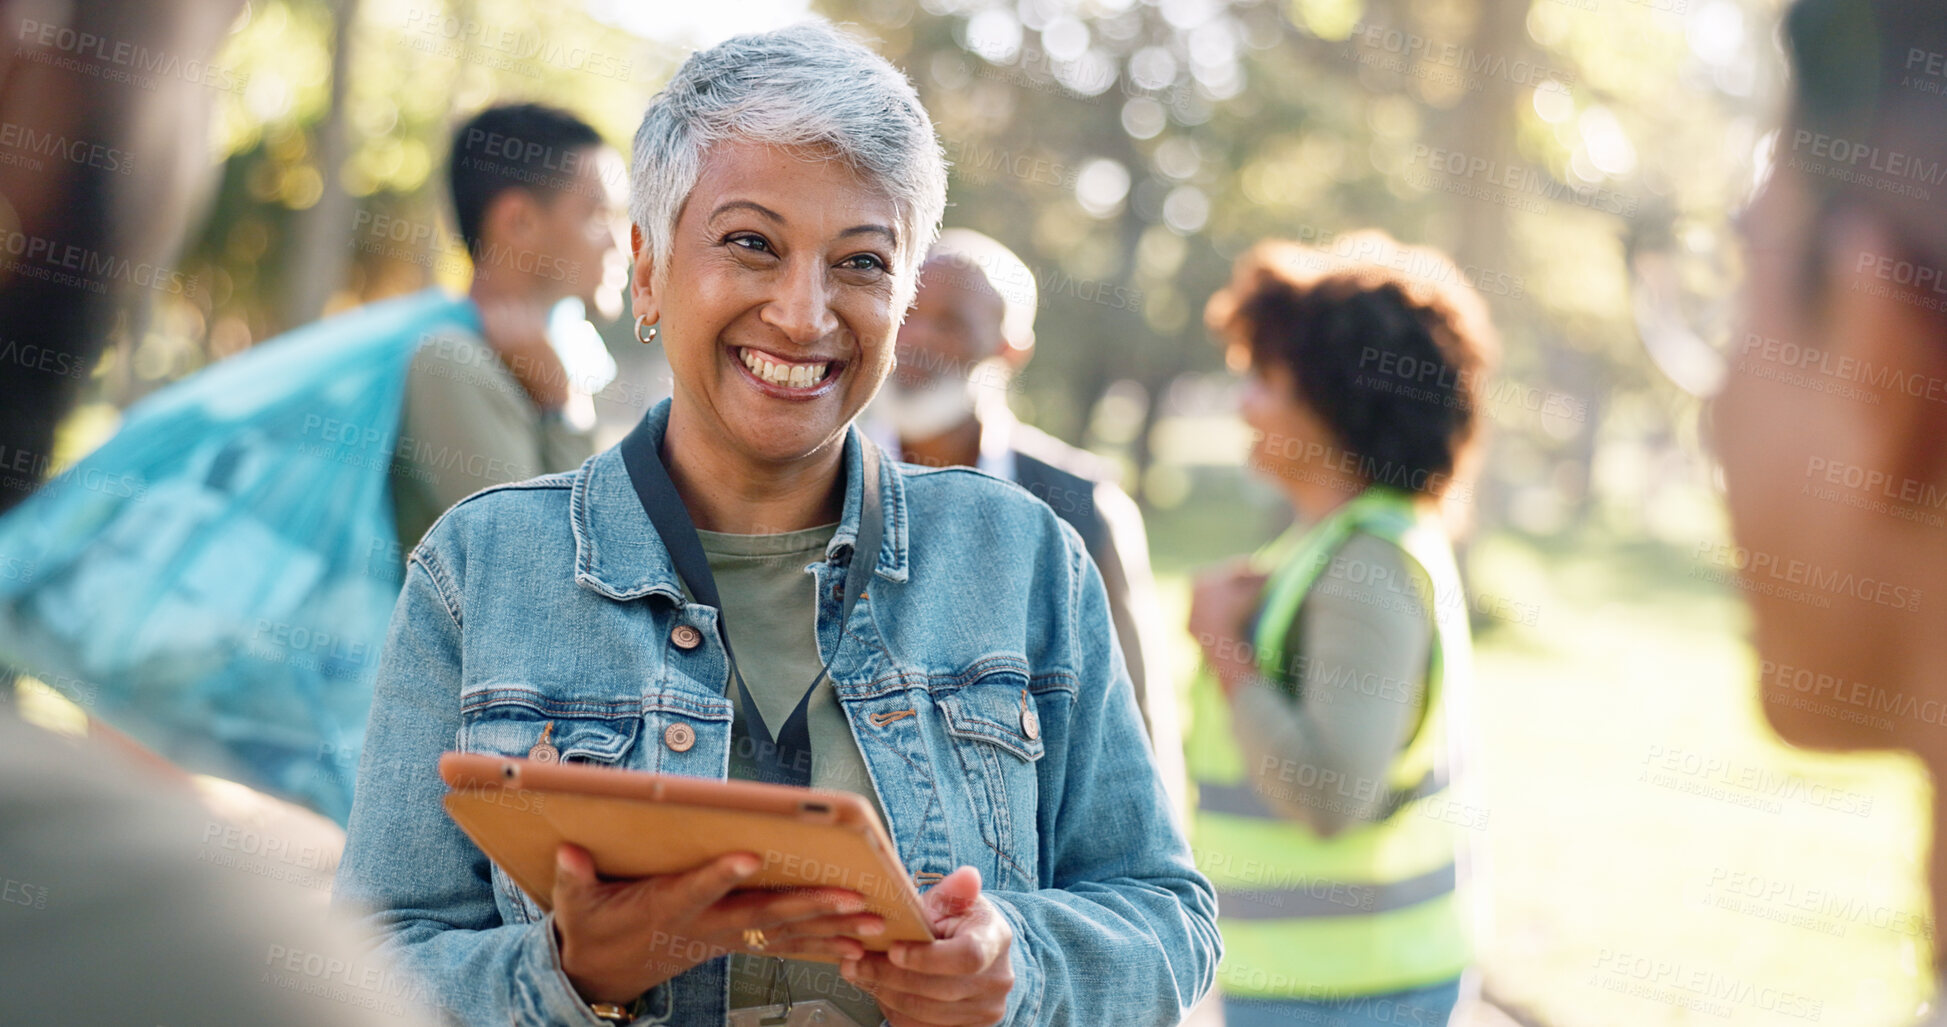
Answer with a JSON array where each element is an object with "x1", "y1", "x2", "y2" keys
[{"x1": 923, "y1": 865, "x2": 983, "y2": 923}]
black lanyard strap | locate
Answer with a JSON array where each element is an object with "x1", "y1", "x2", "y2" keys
[{"x1": 618, "y1": 416, "x2": 884, "y2": 787}]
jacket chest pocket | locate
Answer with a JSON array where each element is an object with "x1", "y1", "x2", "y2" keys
[
  {"x1": 457, "y1": 696, "x2": 643, "y2": 924},
  {"x1": 936, "y1": 677, "x2": 1045, "y2": 890}
]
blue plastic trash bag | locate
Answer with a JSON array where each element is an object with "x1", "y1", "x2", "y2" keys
[{"x1": 0, "y1": 288, "x2": 479, "y2": 823}]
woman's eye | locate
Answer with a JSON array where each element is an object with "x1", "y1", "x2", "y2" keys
[
  {"x1": 727, "y1": 234, "x2": 772, "y2": 254},
  {"x1": 839, "y1": 253, "x2": 887, "y2": 273}
]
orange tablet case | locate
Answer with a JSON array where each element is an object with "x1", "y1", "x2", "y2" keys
[{"x1": 438, "y1": 753, "x2": 934, "y2": 958}]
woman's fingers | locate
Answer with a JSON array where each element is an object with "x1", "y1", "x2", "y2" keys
[
  {"x1": 755, "y1": 910, "x2": 883, "y2": 950},
  {"x1": 758, "y1": 932, "x2": 870, "y2": 961},
  {"x1": 708, "y1": 885, "x2": 869, "y2": 926},
  {"x1": 659, "y1": 851, "x2": 763, "y2": 920},
  {"x1": 843, "y1": 949, "x2": 981, "y2": 1002}
]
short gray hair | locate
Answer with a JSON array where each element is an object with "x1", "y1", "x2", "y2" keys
[{"x1": 629, "y1": 21, "x2": 948, "y2": 306}]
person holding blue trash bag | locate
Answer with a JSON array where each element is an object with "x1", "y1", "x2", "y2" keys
[{"x1": 0, "y1": 102, "x2": 628, "y2": 823}]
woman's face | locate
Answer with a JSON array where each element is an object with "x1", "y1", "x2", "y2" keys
[
  {"x1": 633, "y1": 139, "x2": 905, "y2": 466},
  {"x1": 1238, "y1": 358, "x2": 1333, "y2": 488}
]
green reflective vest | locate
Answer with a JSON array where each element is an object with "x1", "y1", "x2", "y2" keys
[{"x1": 1187, "y1": 486, "x2": 1473, "y2": 998}]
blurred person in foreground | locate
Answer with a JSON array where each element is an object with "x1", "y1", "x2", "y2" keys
[
  {"x1": 1715, "y1": 0, "x2": 1947, "y2": 1021},
  {"x1": 336, "y1": 21, "x2": 1217, "y2": 1027},
  {"x1": 872, "y1": 228, "x2": 1185, "y2": 813},
  {"x1": 0, "y1": 3, "x2": 431, "y2": 1023},
  {"x1": 1187, "y1": 232, "x2": 1496, "y2": 1027}
]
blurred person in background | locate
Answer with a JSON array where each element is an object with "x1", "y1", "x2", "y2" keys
[
  {"x1": 393, "y1": 100, "x2": 629, "y2": 550},
  {"x1": 0, "y1": 3, "x2": 431, "y2": 1023},
  {"x1": 1187, "y1": 233, "x2": 1496, "y2": 1027},
  {"x1": 872, "y1": 227, "x2": 1185, "y2": 813},
  {"x1": 1714, "y1": 0, "x2": 1947, "y2": 1022}
]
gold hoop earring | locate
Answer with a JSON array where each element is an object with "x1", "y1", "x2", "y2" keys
[{"x1": 635, "y1": 315, "x2": 659, "y2": 345}]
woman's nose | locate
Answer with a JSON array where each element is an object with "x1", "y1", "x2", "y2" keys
[{"x1": 761, "y1": 260, "x2": 839, "y2": 344}]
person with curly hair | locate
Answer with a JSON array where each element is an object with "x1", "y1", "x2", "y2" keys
[{"x1": 1187, "y1": 232, "x2": 1498, "y2": 1027}]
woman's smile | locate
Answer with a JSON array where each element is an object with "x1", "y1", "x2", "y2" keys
[{"x1": 730, "y1": 344, "x2": 846, "y2": 398}]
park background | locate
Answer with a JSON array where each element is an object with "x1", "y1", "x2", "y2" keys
[{"x1": 20, "y1": 0, "x2": 1937, "y2": 1023}]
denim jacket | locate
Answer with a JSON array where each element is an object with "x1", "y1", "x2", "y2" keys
[{"x1": 334, "y1": 399, "x2": 1219, "y2": 1026}]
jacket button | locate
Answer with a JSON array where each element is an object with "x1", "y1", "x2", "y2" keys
[
  {"x1": 664, "y1": 723, "x2": 696, "y2": 752},
  {"x1": 1021, "y1": 707, "x2": 1040, "y2": 741},
  {"x1": 671, "y1": 624, "x2": 702, "y2": 650}
]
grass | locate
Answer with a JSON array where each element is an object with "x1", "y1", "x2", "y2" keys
[{"x1": 1149, "y1": 508, "x2": 1935, "y2": 1026}]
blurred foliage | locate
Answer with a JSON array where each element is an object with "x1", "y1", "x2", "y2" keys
[{"x1": 100, "y1": 0, "x2": 1780, "y2": 541}]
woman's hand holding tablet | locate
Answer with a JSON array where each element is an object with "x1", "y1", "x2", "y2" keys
[
  {"x1": 437, "y1": 754, "x2": 940, "y2": 1007},
  {"x1": 551, "y1": 843, "x2": 885, "y2": 1004}
]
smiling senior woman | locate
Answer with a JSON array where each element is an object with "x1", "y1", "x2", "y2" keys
[{"x1": 334, "y1": 22, "x2": 1218, "y2": 1027}]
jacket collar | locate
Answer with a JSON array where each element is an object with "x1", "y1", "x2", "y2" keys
[{"x1": 571, "y1": 398, "x2": 909, "y2": 602}]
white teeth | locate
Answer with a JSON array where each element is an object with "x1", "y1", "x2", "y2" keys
[{"x1": 739, "y1": 348, "x2": 829, "y2": 388}]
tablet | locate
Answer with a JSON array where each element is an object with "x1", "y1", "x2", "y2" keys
[{"x1": 438, "y1": 753, "x2": 933, "y2": 957}]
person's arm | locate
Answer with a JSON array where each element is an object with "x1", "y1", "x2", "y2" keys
[
  {"x1": 985, "y1": 525, "x2": 1220, "y2": 1026},
  {"x1": 1231, "y1": 532, "x2": 1434, "y2": 836},
  {"x1": 333, "y1": 550, "x2": 619, "y2": 1026}
]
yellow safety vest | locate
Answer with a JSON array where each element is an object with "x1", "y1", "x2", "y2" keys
[{"x1": 1187, "y1": 486, "x2": 1473, "y2": 998}]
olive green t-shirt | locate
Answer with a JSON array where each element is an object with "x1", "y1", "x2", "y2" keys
[
  {"x1": 390, "y1": 327, "x2": 594, "y2": 552},
  {"x1": 696, "y1": 523, "x2": 884, "y2": 1024}
]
